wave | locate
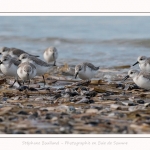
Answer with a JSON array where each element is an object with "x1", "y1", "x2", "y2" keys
[{"x1": 0, "y1": 35, "x2": 150, "y2": 48}]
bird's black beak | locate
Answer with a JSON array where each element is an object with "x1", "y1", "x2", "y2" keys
[
  {"x1": 0, "y1": 53, "x2": 1, "y2": 55},
  {"x1": 0, "y1": 61, "x2": 2, "y2": 64},
  {"x1": 132, "y1": 61, "x2": 139, "y2": 66},
  {"x1": 18, "y1": 59, "x2": 21, "y2": 62},
  {"x1": 123, "y1": 75, "x2": 129, "y2": 81},
  {"x1": 75, "y1": 72, "x2": 79, "y2": 79}
]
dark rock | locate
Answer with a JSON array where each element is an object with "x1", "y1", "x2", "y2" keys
[
  {"x1": 136, "y1": 100, "x2": 145, "y2": 104},
  {"x1": 126, "y1": 84, "x2": 140, "y2": 90},
  {"x1": 90, "y1": 105, "x2": 103, "y2": 110},
  {"x1": 9, "y1": 116, "x2": 18, "y2": 121},
  {"x1": 35, "y1": 130, "x2": 42, "y2": 134},
  {"x1": 18, "y1": 111, "x2": 28, "y2": 115},
  {"x1": 85, "y1": 91, "x2": 97, "y2": 97},
  {"x1": 57, "y1": 87, "x2": 65, "y2": 90},
  {"x1": 128, "y1": 102, "x2": 137, "y2": 106},
  {"x1": 70, "y1": 92, "x2": 79, "y2": 97},
  {"x1": 85, "y1": 120, "x2": 99, "y2": 126},
  {"x1": 0, "y1": 118, "x2": 3, "y2": 122},
  {"x1": 86, "y1": 99, "x2": 94, "y2": 104},
  {"x1": 116, "y1": 83, "x2": 125, "y2": 89},
  {"x1": 29, "y1": 112, "x2": 38, "y2": 119},
  {"x1": 54, "y1": 93, "x2": 62, "y2": 99},
  {"x1": 29, "y1": 87, "x2": 38, "y2": 91},
  {"x1": 135, "y1": 114, "x2": 141, "y2": 117},
  {"x1": 2, "y1": 97, "x2": 8, "y2": 101},
  {"x1": 103, "y1": 91, "x2": 114, "y2": 96},
  {"x1": 17, "y1": 86, "x2": 29, "y2": 91},
  {"x1": 45, "y1": 113, "x2": 56, "y2": 119}
]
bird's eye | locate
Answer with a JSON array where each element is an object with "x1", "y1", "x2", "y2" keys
[
  {"x1": 3, "y1": 50, "x2": 5, "y2": 52},
  {"x1": 22, "y1": 57, "x2": 25, "y2": 59},
  {"x1": 4, "y1": 59, "x2": 7, "y2": 61},
  {"x1": 140, "y1": 58, "x2": 143, "y2": 60},
  {"x1": 130, "y1": 72, "x2": 133, "y2": 74}
]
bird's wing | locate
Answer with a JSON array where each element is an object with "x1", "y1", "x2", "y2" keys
[{"x1": 84, "y1": 62, "x2": 99, "y2": 71}]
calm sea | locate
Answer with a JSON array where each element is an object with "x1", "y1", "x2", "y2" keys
[{"x1": 0, "y1": 16, "x2": 150, "y2": 67}]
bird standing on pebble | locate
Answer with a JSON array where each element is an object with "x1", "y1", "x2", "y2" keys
[
  {"x1": 75, "y1": 62, "x2": 99, "y2": 80},
  {"x1": 19, "y1": 53, "x2": 54, "y2": 86},
  {"x1": 0, "y1": 54, "x2": 21, "y2": 87},
  {"x1": 17, "y1": 62, "x2": 37, "y2": 87},
  {"x1": 43, "y1": 47, "x2": 58, "y2": 66},
  {"x1": 124, "y1": 69, "x2": 150, "y2": 89}
]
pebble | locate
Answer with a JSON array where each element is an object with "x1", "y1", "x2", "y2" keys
[
  {"x1": 2, "y1": 97, "x2": 8, "y2": 101},
  {"x1": 35, "y1": 97, "x2": 43, "y2": 101},
  {"x1": 136, "y1": 100, "x2": 145, "y2": 104},
  {"x1": 85, "y1": 108, "x2": 99, "y2": 114},
  {"x1": 110, "y1": 104, "x2": 121, "y2": 110},
  {"x1": 67, "y1": 106, "x2": 76, "y2": 113},
  {"x1": 18, "y1": 111, "x2": 28, "y2": 115}
]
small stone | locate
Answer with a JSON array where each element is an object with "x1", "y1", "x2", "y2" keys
[
  {"x1": 90, "y1": 105, "x2": 103, "y2": 110},
  {"x1": 67, "y1": 106, "x2": 76, "y2": 113},
  {"x1": 0, "y1": 117, "x2": 3, "y2": 122},
  {"x1": 18, "y1": 111, "x2": 28, "y2": 115},
  {"x1": 116, "y1": 83, "x2": 125, "y2": 89},
  {"x1": 29, "y1": 87, "x2": 38, "y2": 91},
  {"x1": 35, "y1": 97, "x2": 43, "y2": 101},
  {"x1": 70, "y1": 92, "x2": 79, "y2": 97},
  {"x1": 110, "y1": 104, "x2": 121, "y2": 110},
  {"x1": 136, "y1": 100, "x2": 145, "y2": 104},
  {"x1": 144, "y1": 103, "x2": 150, "y2": 107},
  {"x1": 45, "y1": 113, "x2": 55, "y2": 119},
  {"x1": 13, "y1": 96, "x2": 20, "y2": 100},
  {"x1": 86, "y1": 109, "x2": 98, "y2": 114},
  {"x1": 2, "y1": 97, "x2": 8, "y2": 101},
  {"x1": 128, "y1": 102, "x2": 137, "y2": 106},
  {"x1": 85, "y1": 91, "x2": 97, "y2": 97},
  {"x1": 17, "y1": 86, "x2": 29, "y2": 91}
]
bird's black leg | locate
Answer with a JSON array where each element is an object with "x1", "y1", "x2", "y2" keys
[
  {"x1": 16, "y1": 76, "x2": 22, "y2": 87},
  {"x1": 28, "y1": 79, "x2": 30, "y2": 88},
  {"x1": 42, "y1": 75, "x2": 46, "y2": 86},
  {"x1": 53, "y1": 53, "x2": 56, "y2": 66},
  {"x1": 9, "y1": 79, "x2": 16, "y2": 87},
  {"x1": 17, "y1": 80, "x2": 22, "y2": 87},
  {"x1": 53, "y1": 61, "x2": 56, "y2": 66},
  {"x1": 27, "y1": 73, "x2": 30, "y2": 88}
]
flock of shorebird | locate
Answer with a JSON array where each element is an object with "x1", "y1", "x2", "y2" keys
[
  {"x1": 0, "y1": 47, "x2": 58, "y2": 87},
  {"x1": 0, "y1": 46, "x2": 150, "y2": 90},
  {"x1": 0, "y1": 46, "x2": 100, "y2": 87}
]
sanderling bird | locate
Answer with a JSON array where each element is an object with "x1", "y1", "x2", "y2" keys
[
  {"x1": 19, "y1": 53, "x2": 54, "y2": 85},
  {"x1": 17, "y1": 62, "x2": 37, "y2": 87},
  {"x1": 43, "y1": 47, "x2": 58, "y2": 65},
  {"x1": 75, "y1": 62, "x2": 99, "y2": 80},
  {"x1": 124, "y1": 69, "x2": 150, "y2": 89},
  {"x1": 133, "y1": 56, "x2": 150, "y2": 73},
  {"x1": 0, "y1": 47, "x2": 39, "y2": 58},
  {"x1": 0, "y1": 54, "x2": 21, "y2": 86}
]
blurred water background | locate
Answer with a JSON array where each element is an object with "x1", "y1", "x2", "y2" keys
[{"x1": 0, "y1": 16, "x2": 150, "y2": 68}]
